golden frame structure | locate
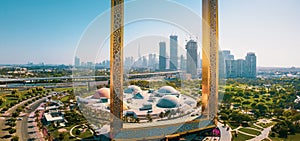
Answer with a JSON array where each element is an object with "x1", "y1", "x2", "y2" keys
[
  {"x1": 109, "y1": 0, "x2": 218, "y2": 139},
  {"x1": 110, "y1": 0, "x2": 124, "y2": 139},
  {"x1": 202, "y1": 0, "x2": 219, "y2": 122}
]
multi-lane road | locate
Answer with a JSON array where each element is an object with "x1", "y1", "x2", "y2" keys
[{"x1": 0, "y1": 93, "x2": 54, "y2": 141}]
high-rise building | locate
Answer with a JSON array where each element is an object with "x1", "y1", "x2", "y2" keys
[
  {"x1": 148, "y1": 54, "x2": 157, "y2": 70},
  {"x1": 142, "y1": 56, "x2": 147, "y2": 67},
  {"x1": 219, "y1": 50, "x2": 235, "y2": 78},
  {"x1": 74, "y1": 56, "x2": 80, "y2": 67},
  {"x1": 236, "y1": 59, "x2": 246, "y2": 77},
  {"x1": 245, "y1": 52, "x2": 257, "y2": 78},
  {"x1": 170, "y1": 35, "x2": 178, "y2": 70},
  {"x1": 225, "y1": 59, "x2": 237, "y2": 78},
  {"x1": 180, "y1": 55, "x2": 186, "y2": 71},
  {"x1": 159, "y1": 42, "x2": 167, "y2": 71},
  {"x1": 186, "y1": 40, "x2": 198, "y2": 78}
]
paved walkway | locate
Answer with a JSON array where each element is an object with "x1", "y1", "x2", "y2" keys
[
  {"x1": 247, "y1": 126, "x2": 273, "y2": 141},
  {"x1": 233, "y1": 123, "x2": 273, "y2": 141},
  {"x1": 218, "y1": 122, "x2": 232, "y2": 141}
]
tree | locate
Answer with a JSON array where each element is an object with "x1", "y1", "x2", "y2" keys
[
  {"x1": 11, "y1": 135, "x2": 19, "y2": 141},
  {"x1": 75, "y1": 129, "x2": 81, "y2": 135},
  {"x1": 59, "y1": 133, "x2": 65, "y2": 140},
  {"x1": 159, "y1": 112, "x2": 165, "y2": 119},
  {"x1": 273, "y1": 108, "x2": 284, "y2": 117},
  {"x1": 12, "y1": 112, "x2": 19, "y2": 118},
  {"x1": 9, "y1": 128, "x2": 16, "y2": 134},
  {"x1": 256, "y1": 102, "x2": 268, "y2": 116},
  {"x1": 0, "y1": 96, "x2": 6, "y2": 106},
  {"x1": 146, "y1": 113, "x2": 152, "y2": 122}
]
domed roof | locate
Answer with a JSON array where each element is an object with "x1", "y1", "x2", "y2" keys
[
  {"x1": 93, "y1": 88, "x2": 110, "y2": 99},
  {"x1": 124, "y1": 85, "x2": 142, "y2": 93},
  {"x1": 158, "y1": 86, "x2": 178, "y2": 94},
  {"x1": 156, "y1": 95, "x2": 180, "y2": 108}
]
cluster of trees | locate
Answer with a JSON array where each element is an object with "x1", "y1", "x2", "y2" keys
[
  {"x1": 219, "y1": 109, "x2": 254, "y2": 127},
  {"x1": 5, "y1": 118, "x2": 17, "y2": 135},
  {"x1": 129, "y1": 80, "x2": 149, "y2": 89},
  {"x1": 270, "y1": 111, "x2": 300, "y2": 138}
]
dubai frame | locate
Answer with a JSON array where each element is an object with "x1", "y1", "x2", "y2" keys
[{"x1": 109, "y1": 0, "x2": 219, "y2": 140}]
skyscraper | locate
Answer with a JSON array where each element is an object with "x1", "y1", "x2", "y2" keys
[
  {"x1": 186, "y1": 40, "x2": 198, "y2": 78},
  {"x1": 180, "y1": 55, "x2": 186, "y2": 71},
  {"x1": 245, "y1": 52, "x2": 257, "y2": 78},
  {"x1": 236, "y1": 59, "x2": 246, "y2": 77},
  {"x1": 219, "y1": 50, "x2": 235, "y2": 78},
  {"x1": 142, "y1": 56, "x2": 147, "y2": 67},
  {"x1": 170, "y1": 35, "x2": 178, "y2": 70},
  {"x1": 159, "y1": 42, "x2": 166, "y2": 71},
  {"x1": 74, "y1": 56, "x2": 80, "y2": 67}
]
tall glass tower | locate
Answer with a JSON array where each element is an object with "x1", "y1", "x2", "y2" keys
[
  {"x1": 159, "y1": 42, "x2": 167, "y2": 71},
  {"x1": 170, "y1": 35, "x2": 178, "y2": 70},
  {"x1": 186, "y1": 40, "x2": 198, "y2": 78}
]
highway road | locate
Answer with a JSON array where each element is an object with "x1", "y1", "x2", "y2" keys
[
  {"x1": 0, "y1": 95, "x2": 45, "y2": 140},
  {"x1": 17, "y1": 97, "x2": 46, "y2": 141}
]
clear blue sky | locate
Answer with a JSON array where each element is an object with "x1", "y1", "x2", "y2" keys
[{"x1": 0, "y1": 0, "x2": 300, "y2": 67}]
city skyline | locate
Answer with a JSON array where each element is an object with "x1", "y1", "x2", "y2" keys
[{"x1": 1, "y1": 0, "x2": 300, "y2": 67}]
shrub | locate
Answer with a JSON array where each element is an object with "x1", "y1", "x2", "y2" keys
[
  {"x1": 11, "y1": 135, "x2": 19, "y2": 141},
  {"x1": 270, "y1": 132, "x2": 275, "y2": 137},
  {"x1": 75, "y1": 129, "x2": 81, "y2": 135},
  {"x1": 9, "y1": 128, "x2": 16, "y2": 134}
]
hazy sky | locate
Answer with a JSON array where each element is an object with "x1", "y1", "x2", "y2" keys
[{"x1": 0, "y1": 0, "x2": 300, "y2": 67}]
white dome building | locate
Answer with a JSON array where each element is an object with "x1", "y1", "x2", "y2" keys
[
  {"x1": 156, "y1": 95, "x2": 180, "y2": 108},
  {"x1": 155, "y1": 86, "x2": 180, "y2": 97},
  {"x1": 93, "y1": 88, "x2": 110, "y2": 99},
  {"x1": 124, "y1": 85, "x2": 142, "y2": 94}
]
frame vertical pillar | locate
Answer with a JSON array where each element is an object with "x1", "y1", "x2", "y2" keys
[
  {"x1": 202, "y1": 0, "x2": 219, "y2": 123},
  {"x1": 110, "y1": 0, "x2": 124, "y2": 139}
]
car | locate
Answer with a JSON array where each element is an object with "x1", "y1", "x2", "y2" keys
[
  {"x1": 17, "y1": 117, "x2": 23, "y2": 120},
  {"x1": 147, "y1": 110, "x2": 153, "y2": 113}
]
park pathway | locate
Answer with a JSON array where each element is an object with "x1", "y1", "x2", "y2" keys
[{"x1": 218, "y1": 122, "x2": 232, "y2": 141}]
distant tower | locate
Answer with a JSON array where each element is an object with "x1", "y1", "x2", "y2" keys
[
  {"x1": 170, "y1": 35, "x2": 178, "y2": 70},
  {"x1": 180, "y1": 55, "x2": 186, "y2": 71},
  {"x1": 245, "y1": 52, "x2": 257, "y2": 78},
  {"x1": 186, "y1": 40, "x2": 198, "y2": 78},
  {"x1": 236, "y1": 59, "x2": 246, "y2": 78},
  {"x1": 138, "y1": 43, "x2": 141, "y2": 59},
  {"x1": 74, "y1": 56, "x2": 80, "y2": 67},
  {"x1": 159, "y1": 42, "x2": 167, "y2": 71},
  {"x1": 142, "y1": 56, "x2": 147, "y2": 67}
]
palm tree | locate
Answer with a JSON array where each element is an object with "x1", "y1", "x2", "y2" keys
[{"x1": 0, "y1": 96, "x2": 6, "y2": 106}]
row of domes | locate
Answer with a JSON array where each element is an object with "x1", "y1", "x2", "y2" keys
[
  {"x1": 92, "y1": 86, "x2": 180, "y2": 108},
  {"x1": 93, "y1": 85, "x2": 179, "y2": 99}
]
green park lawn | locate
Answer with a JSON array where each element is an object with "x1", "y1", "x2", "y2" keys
[
  {"x1": 258, "y1": 122, "x2": 276, "y2": 128},
  {"x1": 239, "y1": 128, "x2": 261, "y2": 136},
  {"x1": 72, "y1": 125, "x2": 94, "y2": 139},
  {"x1": 60, "y1": 95, "x2": 70, "y2": 103},
  {"x1": 0, "y1": 91, "x2": 35, "y2": 108},
  {"x1": 232, "y1": 132, "x2": 254, "y2": 141},
  {"x1": 248, "y1": 124, "x2": 264, "y2": 131}
]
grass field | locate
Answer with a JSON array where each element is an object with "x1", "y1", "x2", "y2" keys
[
  {"x1": 232, "y1": 132, "x2": 254, "y2": 141},
  {"x1": 60, "y1": 95, "x2": 69, "y2": 103},
  {"x1": 249, "y1": 124, "x2": 264, "y2": 131},
  {"x1": 258, "y1": 122, "x2": 276, "y2": 128},
  {"x1": 239, "y1": 128, "x2": 261, "y2": 136}
]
